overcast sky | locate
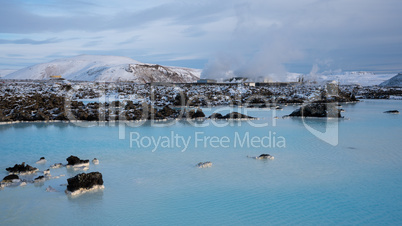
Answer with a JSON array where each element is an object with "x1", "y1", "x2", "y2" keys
[{"x1": 1, "y1": 0, "x2": 401, "y2": 75}]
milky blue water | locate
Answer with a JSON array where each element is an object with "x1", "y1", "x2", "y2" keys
[{"x1": 1, "y1": 100, "x2": 402, "y2": 225}]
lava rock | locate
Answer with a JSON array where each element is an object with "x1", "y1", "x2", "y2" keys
[
  {"x1": 196, "y1": 162, "x2": 212, "y2": 168},
  {"x1": 187, "y1": 108, "x2": 206, "y2": 119},
  {"x1": 66, "y1": 155, "x2": 90, "y2": 166},
  {"x1": 6, "y1": 162, "x2": 38, "y2": 174},
  {"x1": 192, "y1": 109, "x2": 206, "y2": 118},
  {"x1": 257, "y1": 154, "x2": 274, "y2": 160},
  {"x1": 158, "y1": 105, "x2": 178, "y2": 118},
  {"x1": 66, "y1": 172, "x2": 104, "y2": 193},
  {"x1": 384, "y1": 110, "x2": 399, "y2": 114},
  {"x1": 34, "y1": 175, "x2": 46, "y2": 183},
  {"x1": 288, "y1": 103, "x2": 342, "y2": 118},
  {"x1": 208, "y1": 113, "x2": 224, "y2": 119},
  {"x1": 36, "y1": 157, "x2": 47, "y2": 164},
  {"x1": 2, "y1": 174, "x2": 19, "y2": 183},
  {"x1": 208, "y1": 112, "x2": 255, "y2": 120}
]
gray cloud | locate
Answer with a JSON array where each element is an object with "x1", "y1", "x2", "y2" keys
[
  {"x1": 119, "y1": 36, "x2": 141, "y2": 45},
  {"x1": 1, "y1": 0, "x2": 402, "y2": 73},
  {"x1": 181, "y1": 27, "x2": 206, "y2": 38},
  {"x1": 0, "y1": 1, "x2": 231, "y2": 33},
  {"x1": 0, "y1": 2, "x2": 107, "y2": 33}
]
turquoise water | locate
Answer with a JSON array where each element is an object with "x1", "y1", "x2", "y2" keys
[{"x1": 1, "y1": 100, "x2": 402, "y2": 225}]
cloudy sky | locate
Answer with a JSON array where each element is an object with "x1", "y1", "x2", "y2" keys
[{"x1": 1, "y1": 0, "x2": 402, "y2": 76}]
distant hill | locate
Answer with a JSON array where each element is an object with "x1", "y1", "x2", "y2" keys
[
  {"x1": 0, "y1": 69, "x2": 16, "y2": 78},
  {"x1": 3, "y1": 55, "x2": 201, "y2": 83},
  {"x1": 318, "y1": 71, "x2": 395, "y2": 86},
  {"x1": 379, "y1": 73, "x2": 402, "y2": 87}
]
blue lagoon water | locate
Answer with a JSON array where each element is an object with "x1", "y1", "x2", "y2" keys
[{"x1": 1, "y1": 100, "x2": 402, "y2": 225}]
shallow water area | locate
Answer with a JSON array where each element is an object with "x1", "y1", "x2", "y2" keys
[{"x1": 1, "y1": 100, "x2": 402, "y2": 225}]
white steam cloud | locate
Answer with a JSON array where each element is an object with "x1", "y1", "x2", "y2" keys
[{"x1": 201, "y1": 3, "x2": 303, "y2": 82}]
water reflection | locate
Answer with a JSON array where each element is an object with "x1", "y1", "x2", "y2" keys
[{"x1": 0, "y1": 122, "x2": 75, "y2": 131}]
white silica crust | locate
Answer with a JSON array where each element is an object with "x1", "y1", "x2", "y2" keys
[
  {"x1": 50, "y1": 163, "x2": 64, "y2": 169},
  {"x1": 67, "y1": 162, "x2": 90, "y2": 168},
  {"x1": 65, "y1": 185, "x2": 105, "y2": 196},
  {"x1": 257, "y1": 156, "x2": 274, "y2": 160},
  {"x1": 36, "y1": 159, "x2": 47, "y2": 164},
  {"x1": 12, "y1": 169, "x2": 39, "y2": 175}
]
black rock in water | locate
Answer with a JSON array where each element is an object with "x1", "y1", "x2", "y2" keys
[
  {"x1": 196, "y1": 162, "x2": 212, "y2": 168},
  {"x1": 66, "y1": 155, "x2": 89, "y2": 166},
  {"x1": 34, "y1": 175, "x2": 45, "y2": 182},
  {"x1": 187, "y1": 108, "x2": 205, "y2": 119},
  {"x1": 6, "y1": 162, "x2": 38, "y2": 174},
  {"x1": 193, "y1": 109, "x2": 206, "y2": 118},
  {"x1": 158, "y1": 105, "x2": 177, "y2": 118},
  {"x1": 224, "y1": 112, "x2": 254, "y2": 119},
  {"x1": 288, "y1": 103, "x2": 342, "y2": 118},
  {"x1": 2, "y1": 174, "x2": 19, "y2": 182},
  {"x1": 66, "y1": 172, "x2": 104, "y2": 192},
  {"x1": 384, "y1": 110, "x2": 399, "y2": 114},
  {"x1": 36, "y1": 157, "x2": 47, "y2": 164},
  {"x1": 208, "y1": 113, "x2": 224, "y2": 119},
  {"x1": 208, "y1": 112, "x2": 255, "y2": 119},
  {"x1": 258, "y1": 154, "x2": 274, "y2": 160}
]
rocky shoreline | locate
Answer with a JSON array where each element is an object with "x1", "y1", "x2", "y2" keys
[{"x1": 0, "y1": 81, "x2": 369, "y2": 123}]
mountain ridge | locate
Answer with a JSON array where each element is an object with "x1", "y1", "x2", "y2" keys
[{"x1": 3, "y1": 55, "x2": 201, "y2": 83}]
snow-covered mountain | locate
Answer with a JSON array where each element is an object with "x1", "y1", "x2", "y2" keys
[
  {"x1": 3, "y1": 55, "x2": 201, "y2": 83},
  {"x1": 379, "y1": 73, "x2": 402, "y2": 87}
]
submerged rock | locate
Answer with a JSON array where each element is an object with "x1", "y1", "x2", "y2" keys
[
  {"x1": 72, "y1": 166, "x2": 89, "y2": 171},
  {"x1": 50, "y1": 163, "x2": 64, "y2": 169},
  {"x1": 34, "y1": 175, "x2": 46, "y2": 183},
  {"x1": 384, "y1": 110, "x2": 399, "y2": 114},
  {"x1": 196, "y1": 162, "x2": 212, "y2": 168},
  {"x1": 92, "y1": 158, "x2": 99, "y2": 165},
  {"x1": 66, "y1": 172, "x2": 104, "y2": 196},
  {"x1": 257, "y1": 154, "x2": 274, "y2": 160},
  {"x1": 2, "y1": 174, "x2": 20, "y2": 183},
  {"x1": 248, "y1": 154, "x2": 275, "y2": 160},
  {"x1": 44, "y1": 169, "x2": 51, "y2": 176},
  {"x1": 46, "y1": 186, "x2": 57, "y2": 192},
  {"x1": 208, "y1": 113, "x2": 224, "y2": 119},
  {"x1": 288, "y1": 103, "x2": 342, "y2": 118},
  {"x1": 6, "y1": 162, "x2": 38, "y2": 174},
  {"x1": 36, "y1": 157, "x2": 47, "y2": 164},
  {"x1": 66, "y1": 156, "x2": 90, "y2": 167},
  {"x1": 208, "y1": 112, "x2": 255, "y2": 120}
]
